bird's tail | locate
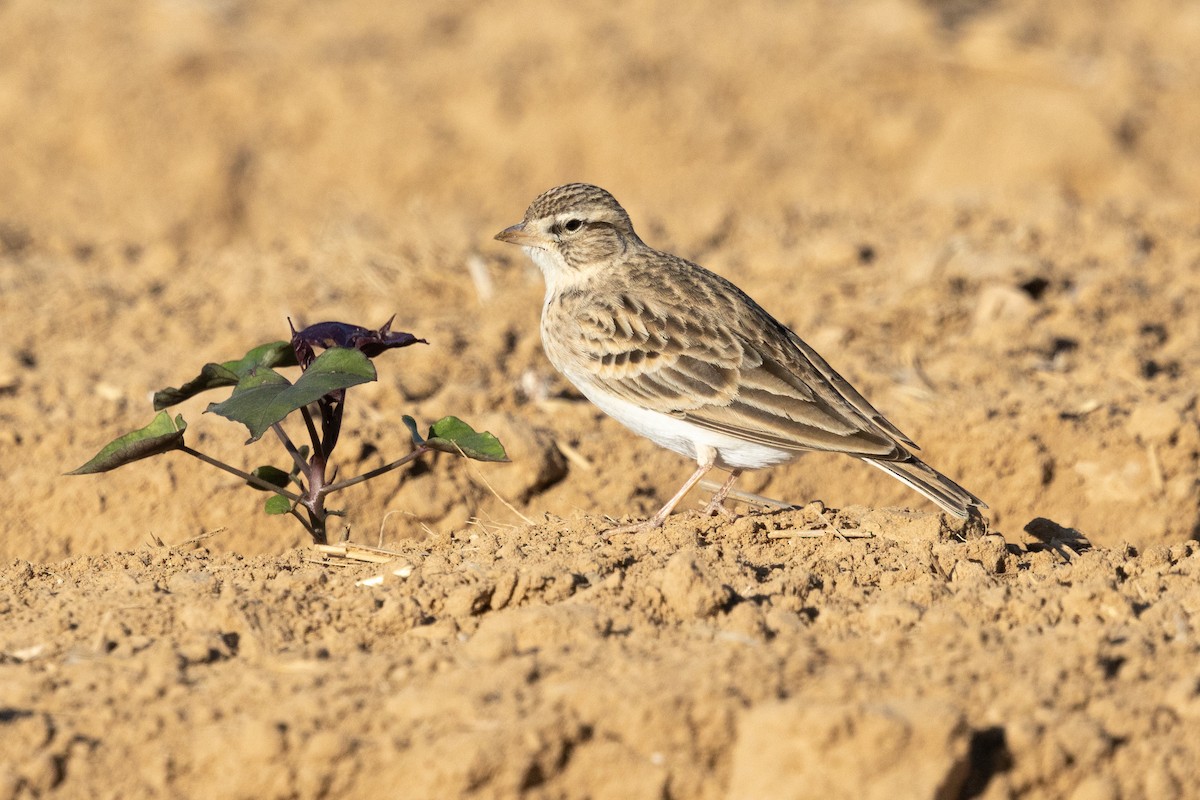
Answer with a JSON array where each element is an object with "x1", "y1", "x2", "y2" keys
[{"x1": 863, "y1": 456, "x2": 986, "y2": 519}]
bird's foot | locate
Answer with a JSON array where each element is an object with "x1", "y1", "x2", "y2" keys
[
  {"x1": 700, "y1": 469, "x2": 743, "y2": 521},
  {"x1": 700, "y1": 497, "x2": 739, "y2": 520},
  {"x1": 601, "y1": 512, "x2": 668, "y2": 537}
]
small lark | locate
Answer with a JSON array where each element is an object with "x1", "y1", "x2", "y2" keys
[{"x1": 496, "y1": 183, "x2": 985, "y2": 532}]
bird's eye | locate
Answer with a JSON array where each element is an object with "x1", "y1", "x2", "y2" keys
[{"x1": 563, "y1": 219, "x2": 583, "y2": 233}]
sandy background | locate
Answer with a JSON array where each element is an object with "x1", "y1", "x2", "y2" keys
[{"x1": 3, "y1": 0, "x2": 1200, "y2": 797}]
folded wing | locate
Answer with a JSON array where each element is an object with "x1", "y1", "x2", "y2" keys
[{"x1": 568, "y1": 262, "x2": 915, "y2": 461}]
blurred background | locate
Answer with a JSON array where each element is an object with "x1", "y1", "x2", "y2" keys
[{"x1": 3, "y1": 0, "x2": 1198, "y2": 559}]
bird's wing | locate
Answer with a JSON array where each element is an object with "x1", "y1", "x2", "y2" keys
[{"x1": 567, "y1": 265, "x2": 910, "y2": 459}]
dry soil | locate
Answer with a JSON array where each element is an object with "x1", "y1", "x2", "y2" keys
[{"x1": 2, "y1": 1, "x2": 1200, "y2": 798}]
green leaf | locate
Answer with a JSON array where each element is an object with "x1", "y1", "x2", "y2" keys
[
  {"x1": 425, "y1": 416, "x2": 509, "y2": 462},
  {"x1": 402, "y1": 415, "x2": 425, "y2": 445},
  {"x1": 154, "y1": 341, "x2": 299, "y2": 410},
  {"x1": 206, "y1": 348, "x2": 377, "y2": 443},
  {"x1": 67, "y1": 412, "x2": 187, "y2": 475},
  {"x1": 248, "y1": 465, "x2": 291, "y2": 491},
  {"x1": 234, "y1": 366, "x2": 292, "y2": 391},
  {"x1": 263, "y1": 495, "x2": 292, "y2": 515}
]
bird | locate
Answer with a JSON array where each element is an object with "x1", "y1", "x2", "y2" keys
[{"x1": 495, "y1": 183, "x2": 985, "y2": 532}]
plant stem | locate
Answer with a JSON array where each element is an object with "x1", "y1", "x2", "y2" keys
[
  {"x1": 319, "y1": 396, "x2": 343, "y2": 458},
  {"x1": 288, "y1": 506, "x2": 317, "y2": 539},
  {"x1": 178, "y1": 446, "x2": 304, "y2": 503},
  {"x1": 321, "y1": 445, "x2": 430, "y2": 494},
  {"x1": 290, "y1": 408, "x2": 332, "y2": 544},
  {"x1": 271, "y1": 423, "x2": 309, "y2": 476},
  {"x1": 299, "y1": 405, "x2": 322, "y2": 457}
]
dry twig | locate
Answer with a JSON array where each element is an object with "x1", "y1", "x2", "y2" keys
[
  {"x1": 555, "y1": 439, "x2": 593, "y2": 472},
  {"x1": 312, "y1": 542, "x2": 404, "y2": 564},
  {"x1": 698, "y1": 480, "x2": 794, "y2": 510},
  {"x1": 453, "y1": 442, "x2": 535, "y2": 525},
  {"x1": 171, "y1": 527, "x2": 228, "y2": 549},
  {"x1": 767, "y1": 528, "x2": 874, "y2": 540}
]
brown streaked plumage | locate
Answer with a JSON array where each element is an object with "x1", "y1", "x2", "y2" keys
[{"x1": 496, "y1": 183, "x2": 985, "y2": 531}]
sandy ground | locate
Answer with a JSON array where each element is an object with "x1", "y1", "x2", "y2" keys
[{"x1": 3, "y1": 0, "x2": 1200, "y2": 797}]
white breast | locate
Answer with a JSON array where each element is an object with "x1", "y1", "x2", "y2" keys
[{"x1": 565, "y1": 368, "x2": 798, "y2": 471}]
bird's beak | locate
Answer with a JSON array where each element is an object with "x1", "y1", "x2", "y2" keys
[{"x1": 494, "y1": 222, "x2": 543, "y2": 248}]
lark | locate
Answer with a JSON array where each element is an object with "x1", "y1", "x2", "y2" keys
[{"x1": 496, "y1": 183, "x2": 985, "y2": 532}]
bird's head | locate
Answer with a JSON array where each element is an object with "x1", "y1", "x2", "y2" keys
[{"x1": 495, "y1": 183, "x2": 643, "y2": 285}]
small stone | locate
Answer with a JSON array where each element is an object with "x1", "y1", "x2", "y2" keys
[{"x1": 1127, "y1": 399, "x2": 1184, "y2": 442}]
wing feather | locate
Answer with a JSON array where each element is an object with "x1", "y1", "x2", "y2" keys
[{"x1": 559, "y1": 255, "x2": 915, "y2": 459}]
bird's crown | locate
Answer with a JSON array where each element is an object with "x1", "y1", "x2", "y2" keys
[{"x1": 524, "y1": 183, "x2": 632, "y2": 231}]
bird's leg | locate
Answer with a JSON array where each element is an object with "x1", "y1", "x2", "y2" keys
[
  {"x1": 701, "y1": 469, "x2": 743, "y2": 519},
  {"x1": 605, "y1": 454, "x2": 716, "y2": 536}
]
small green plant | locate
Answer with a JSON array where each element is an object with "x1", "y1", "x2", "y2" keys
[{"x1": 69, "y1": 318, "x2": 508, "y2": 544}]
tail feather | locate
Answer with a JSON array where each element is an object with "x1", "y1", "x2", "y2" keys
[{"x1": 863, "y1": 456, "x2": 986, "y2": 519}]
